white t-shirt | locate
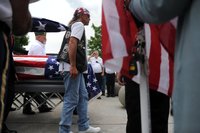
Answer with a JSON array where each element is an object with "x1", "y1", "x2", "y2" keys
[
  {"x1": 59, "y1": 22, "x2": 85, "y2": 72},
  {"x1": 89, "y1": 57, "x2": 103, "y2": 73},
  {"x1": 28, "y1": 40, "x2": 46, "y2": 55},
  {"x1": 0, "y1": 0, "x2": 12, "y2": 28}
]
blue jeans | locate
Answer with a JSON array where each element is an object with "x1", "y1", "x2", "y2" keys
[{"x1": 59, "y1": 72, "x2": 89, "y2": 133}]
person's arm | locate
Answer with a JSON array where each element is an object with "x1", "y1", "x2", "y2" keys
[
  {"x1": 68, "y1": 36, "x2": 78, "y2": 78},
  {"x1": 88, "y1": 52, "x2": 95, "y2": 61},
  {"x1": 10, "y1": 0, "x2": 32, "y2": 35},
  {"x1": 128, "y1": 0, "x2": 190, "y2": 23},
  {"x1": 116, "y1": 72, "x2": 125, "y2": 86}
]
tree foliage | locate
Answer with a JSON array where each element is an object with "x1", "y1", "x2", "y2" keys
[
  {"x1": 13, "y1": 35, "x2": 29, "y2": 54},
  {"x1": 88, "y1": 24, "x2": 102, "y2": 57}
]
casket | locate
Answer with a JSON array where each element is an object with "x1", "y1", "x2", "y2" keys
[{"x1": 13, "y1": 55, "x2": 101, "y2": 110}]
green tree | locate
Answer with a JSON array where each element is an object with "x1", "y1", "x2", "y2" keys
[
  {"x1": 88, "y1": 24, "x2": 102, "y2": 57},
  {"x1": 13, "y1": 35, "x2": 29, "y2": 54}
]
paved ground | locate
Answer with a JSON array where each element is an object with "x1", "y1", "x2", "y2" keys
[{"x1": 6, "y1": 96, "x2": 174, "y2": 133}]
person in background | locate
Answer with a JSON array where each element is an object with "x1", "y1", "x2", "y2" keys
[
  {"x1": 0, "y1": 0, "x2": 33, "y2": 132},
  {"x1": 105, "y1": 67, "x2": 115, "y2": 97},
  {"x1": 23, "y1": 32, "x2": 52, "y2": 115},
  {"x1": 58, "y1": 7, "x2": 101, "y2": 133},
  {"x1": 88, "y1": 50, "x2": 104, "y2": 98},
  {"x1": 127, "y1": 0, "x2": 200, "y2": 132},
  {"x1": 28, "y1": 32, "x2": 47, "y2": 55}
]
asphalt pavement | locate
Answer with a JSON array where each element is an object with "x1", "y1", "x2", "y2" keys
[{"x1": 6, "y1": 95, "x2": 174, "y2": 133}]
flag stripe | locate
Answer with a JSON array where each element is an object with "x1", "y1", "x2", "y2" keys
[
  {"x1": 157, "y1": 44, "x2": 170, "y2": 94},
  {"x1": 15, "y1": 66, "x2": 44, "y2": 76},
  {"x1": 16, "y1": 74, "x2": 45, "y2": 80},
  {"x1": 102, "y1": 0, "x2": 176, "y2": 96}
]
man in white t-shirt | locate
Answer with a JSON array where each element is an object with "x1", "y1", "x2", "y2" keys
[{"x1": 58, "y1": 7, "x2": 101, "y2": 133}]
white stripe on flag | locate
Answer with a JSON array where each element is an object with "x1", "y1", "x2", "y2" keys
[
  {"x1": 157, "y1": 44, "x2": 170, "y2": 94},
  {"x1": 15, "y1": 66, "x2": 44, "y2": 76},
  {"x1": 104, "y1": 58, "x2": 123, "y2": 72},
  {"x1": 103, "y1": 0, "x2": 128, "y2": 58},
  {"x1": 13, "y1": 56, "x2": 47, "y2": 62}
]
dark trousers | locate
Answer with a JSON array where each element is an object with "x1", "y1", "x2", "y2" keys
[
  {"x1": 95, "y1": 73, "x2": 104, "y2": 94},
  {"x1": 106, "y1": 73, "x2": 115, "y2": 96},
  {"x1": 2, "y1": 57, "x2": 16, "y2": 131},
  {"x1": 125, "y1": 77, "x2": 170, "y2": 133},
  {"x1": 0, "y1": 23, "x2": 11, "y2": 130}
]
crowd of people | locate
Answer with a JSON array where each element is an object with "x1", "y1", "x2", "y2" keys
[{"x1": 1, "y1": 0, "x2": 200, "y2": 133}]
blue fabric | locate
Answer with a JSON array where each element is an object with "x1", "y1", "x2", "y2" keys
[
  {"x1": 85, "y1": 64, "x2": 101, "y2": 100},
  {"x1": 44, "y1": 56, "x2": 62, "y2": 80},
  {"x1": 59, "y1": 72, "x2": 89, "y2": 133}
]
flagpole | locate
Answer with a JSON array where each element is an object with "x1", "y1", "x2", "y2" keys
[
  {"x1": 137, "y1": 27, "x2": 151, "y2": 133},
  {"x1": 140, "y1": 61, "x2": 151, "y2": 133}
]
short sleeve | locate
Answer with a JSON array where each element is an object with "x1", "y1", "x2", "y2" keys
[{"x1": 71, "y1": 22, "x2": 84, "y2": 41}]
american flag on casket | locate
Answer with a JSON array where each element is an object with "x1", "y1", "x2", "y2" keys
[
  {"x1": 13, "y1": 55, "x2": 61, "y2": 80},
  {"x1": 13, "y1": 55, "x2": 101, "y2": 100}
]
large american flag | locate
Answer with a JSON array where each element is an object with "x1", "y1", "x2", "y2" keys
[{"x1": 102, "y1": 0, "x2": 176, "y2": 96}]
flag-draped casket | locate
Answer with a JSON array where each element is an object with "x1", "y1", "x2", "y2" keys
[
  {"x1": 13, "y1": 55, "x2": 101, "y2": 100},
  {"x1": 102, "y1": 0, "x2": 176, "y2": 96},
  {"x1": 13, "y1": 55, "x2": 61, "y2": 80}
]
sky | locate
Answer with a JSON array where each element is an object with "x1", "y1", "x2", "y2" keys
[{"x1": 27, "y1": 0, "x2": 102, "y2": 54}]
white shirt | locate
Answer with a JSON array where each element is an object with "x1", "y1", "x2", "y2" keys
[
  {"x1": 59, "y1": 22, "x2": 85, "y2": 72},
  {"x1": 0, "y1": 0, "x2": 12, "y2": 28},
  {"x1": 28, "y1": 40, "x2": 46, "y2": 55},
  {"x1": 89, "y1": 57, "x2": 103, "y2": 73},
  {"x1": 105, "y1": 67, "x2": 115, "y2": 74}
]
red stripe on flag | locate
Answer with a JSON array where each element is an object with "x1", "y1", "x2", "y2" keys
[
  {"x1": 102, "y1": 7, "x2": 113, "y2": 62},
  {"x1": 149, "y1": 25, "x2": 162, "y2": 91},
  {"x1": 16, "y1": 74, "x2": 45, "y2": 80},
  {"x1": 14, "y1": 61, "x2": 46, "y2": 68}
]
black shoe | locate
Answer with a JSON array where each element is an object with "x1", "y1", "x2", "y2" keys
[
  {"x1": 2, "y1": 128, "x2": 17, "y2": 133},
  {"x1": 97, "y1": 97, "x2": 101, "y2": 99},
  {"x1": 23, "y1": 108, "x2": 36, "y2": 115},
  {"x1": 111, "y1": 94, "x2": 115, "y2": 97},
  {"x1": 39, "y1": 105, "x2": 52, "y2": 113}
]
